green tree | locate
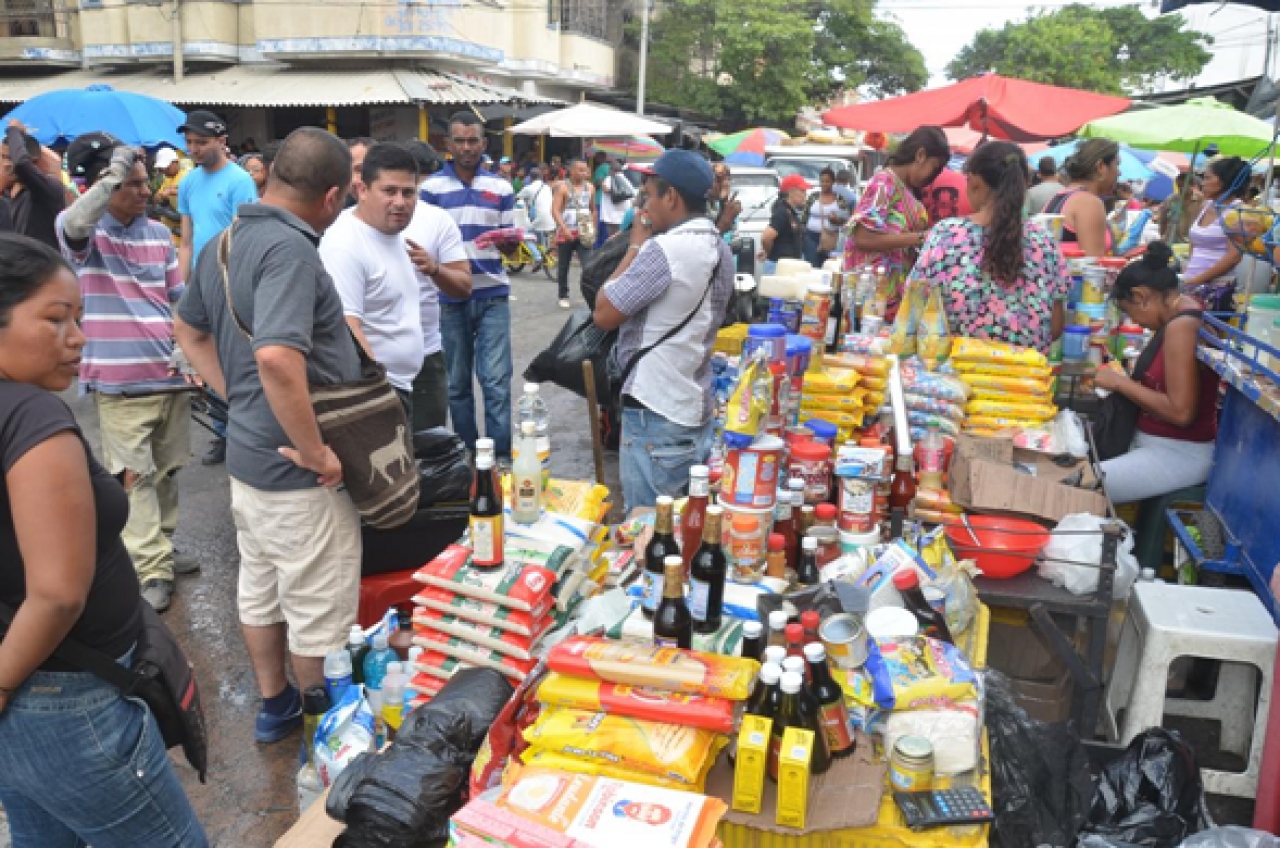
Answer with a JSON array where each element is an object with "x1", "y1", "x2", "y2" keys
[
  {"x1": 947, "y1": 4, "x2": 1212, "y2": 95},
  {"x1": 638, "y1": 0, "x2": 926, "y2": 126}
]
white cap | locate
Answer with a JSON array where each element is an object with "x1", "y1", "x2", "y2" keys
[
  {"x1": 780, "y1": 671, "x2": 803, "y2": 694},
  {"x1": 743, "y1": 620, "x2": 763, "y2": 638},
  {"x1": 348, "y1": 624, "x2": 364, "y2": 642},
  {"x1": 386, "y1": 662, "x2": 404, "y2": 677},
  {"x1": 763, "y1": 645, "x2": 787, "y2": 666},
  {"x1": 803, "y1": 642, "x2": 827, "y2": 663},
  {"x1": 690, "y1": 465, "x2": 710, "y2": 479},
  {"x1": 783, "y1": 656, "x2": 805, "y2": 675},
  {"x1": 802, "y1": 536, "x2": 818, "y2": 550},
  {"x1": 768, "y1": 610, "x2": 789, "y2": 630},
  {"x1": 476, "y1": 438, "x2": 495, "y2": 451},
  {"x1": 154, "y1": 147, "x2": 180, "y2": 169},
  {"x1": 656, "y1": 495, "x2": 674, "y2": 506},
  {"x1": 373, "y1": 633, "x2": 388, "y2": 651},
  {"x1": 523, "y1": 382, "x2": 539, "y2": 394},
  {"x1": 759, "y1": 663, "x2": 782, "y2": 685},
  {"x1": 521, "y1": 421, "x2": 536, "y2": 434}
]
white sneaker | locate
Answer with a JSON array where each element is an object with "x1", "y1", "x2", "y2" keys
[{"x1": 558, "y1": 298, "x2": 570, "y2": 308}]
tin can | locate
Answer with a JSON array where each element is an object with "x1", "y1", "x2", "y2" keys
[
  {"x1": 722, "y1": 436, "x2": 785, "y2": 509},
  {"x1": 890, "y1": 736, "x2": 935, "y2": 792},
  {"x1": 838, "y1": 476, "x2": 879, "y2": 533},
  {"x1": 1082, "y1": 267, "x2": 1107, "y2": 304},
  {"x1": 768, "y1": 299, "x2": 803, "y2": 333},
  {"x1": 820, "y1": 613, "x2": 868, "y2": 670}
]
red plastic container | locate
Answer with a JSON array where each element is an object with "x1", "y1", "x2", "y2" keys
[{"x1": 944, "y1": 515, "x2": 1050, "y2": 579}]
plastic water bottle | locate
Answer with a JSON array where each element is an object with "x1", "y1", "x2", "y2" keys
[
  {"x1": 323, "y1": 650, "x2": 353, "y2": 703},
  {"x1": 346, "y1": 625, "x2": 368, "y2": 685},
  {"x1": 362, "y1": 634, "x2": 396, "y2": 712},
  {"x1": 513, "y1": 382, "x2": 551, "y2": 488},
  {"x1": 382, "y1": 672, "x2": 407, "y2": 742},
  {"x1": 512, "y1": 421, "x2": 543, "y2": 524}
]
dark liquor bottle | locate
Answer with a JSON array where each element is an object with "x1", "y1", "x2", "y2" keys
[
  {"x1": 892, "y1": 569, "x2": 955, "y2": 644},
  {"x1": 796, "y1": 536, "x2": 821, "y2": 586},
  {"x1": 469, "y1": 453, "x2": 503, "y2": 569},
  {"x1": 689, "y1": 505, "x2": 727, "y2": 635},
  {"x1": 642, "y1": 496, "x2": 679, "y2": 620},
  {"x1": 768, "y1": 672, "x2": 828, "y2": 780},
  {"x1": 804, "y1": 643, "x2": 856, "y2": 758},
  {"x1": 741, "y1": 620, "x2": 764, "y2": 662},
  {"x1": 653, "y1": 556, "x2": 692, "y2": 650}
]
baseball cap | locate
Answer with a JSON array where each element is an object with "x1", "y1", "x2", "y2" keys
[
  {"x1": 177, "y1": 110, "x2": 228, "y2": 138},
  {"x1": 780, "y1": 174, "x2": 811, "y2": 192},
  {"x1": 629, "y1": 163, "x2": 656, "y2": 176},
  {"x1": 154, "y1": 147, "x2": 180, "y2": 169},
  {"x1": 651, "y1": 149, "x2": 713, "y2": 199},
  {"x1": 66, "y1": 131, "x2": 122, "y2": 180}
]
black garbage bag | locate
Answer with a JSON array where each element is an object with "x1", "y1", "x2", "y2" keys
[
  {"x1": 523, "y1": 307, "x2": 617, "y2": 402},
  {"x1": 580, "y1": 232, "x2": 630, "y2": 309},
  {"x1": 984, "y1": 671, "x2": 1092, "y2": 848},
  {"x1": 330, "y1": 669, "x2": 514, "y2": 848},
  {"x1": 413, "y1": 427, "x2": 463, "y2": 461},
  {"x1": 410, "y1": 428, "x2": 471, "y2": 507},
  {"x1": 1080, "y1": 728, "x2": 1212, "y2": 848},
  {"x1": 326, "y1": 751, "x2": 378, "y2": 823}
]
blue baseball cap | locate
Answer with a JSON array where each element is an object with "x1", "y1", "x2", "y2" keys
[{"x1": 652, "y1": 149, "x2": 713, "y2": 200}]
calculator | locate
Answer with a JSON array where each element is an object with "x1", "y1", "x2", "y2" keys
[{"x1": 893, "y1": 787, "x2": 995, "y2": 830}]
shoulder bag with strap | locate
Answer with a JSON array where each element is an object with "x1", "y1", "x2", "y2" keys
[
  {"x1": 1091, "y1": 309, "x2": 1202, "y2": 461},
  {"x1": 0, "y1": 599, "x2": 208, "y2": 782},
  {"x1": 216, "y1": 227, "x2": 419, "y2": 529}
]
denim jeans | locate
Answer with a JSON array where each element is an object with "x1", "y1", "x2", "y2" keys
[
  {"x1": 440, "y1": 296, "x2": 513, "y2": 458},
  {"x1": 620, "y1": 404, "x2": 713, "y2": 513},
  {"x1": 557, "y1": 239, "x2": 591, "y2": 300},
  {"x1": 0, "y1": 650, "x2": 208, "y2": 847}
]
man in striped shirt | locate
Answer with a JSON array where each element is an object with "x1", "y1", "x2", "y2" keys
[
  {"x1": 58, "y1": 135, "x2": 195, "y2": 613},
  {"x1": 420, "y1": 112, "x2": 516, "y2": 459}
]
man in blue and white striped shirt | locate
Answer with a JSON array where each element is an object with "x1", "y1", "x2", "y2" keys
[{"x1": 420, "y1": 112, "x2": 516, "y2": 459}]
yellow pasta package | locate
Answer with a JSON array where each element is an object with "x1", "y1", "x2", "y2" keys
[
  {"x1": 800, "y1": 410, "x2": 864, "y2": 429},
  {"x1": 547, "y1": 636, "x2": 759, "y2": 700},
  {"x1": 960, "y1": 373, "x2": 1052, "y2": 397},
  {"x1": 966, "y1": 399, "x2": 1057, "y2": 420},
  {"x1": 800, "y1": 389, "x2": 868, "y2": 412},
  {"x1": 523, "y1": 707, "x2": 723, "y2": 787},
  {"x1": 801, "y1": 367, "x2": 861, "y2": 395},
  {"x1": 862, "y1": 391, "x2": 886, "y2": 410},
  {"x1": 951, "y1": 337, "x2": 1048, "y2": 369},
  {"x1": 970, "y1": 387, "x2": 1052, "y2": 405},
  {"x1": 522, "y1": 744, "x2": 723, "y2": 793},
  {"x1": 965, "y1": 414, "x2": 1055, "y2": 431},
  {"x1": 951, "y1": 360, "x2": 1052, "y2": 380},
  {"x1": 824, "y1": 353, "x2": 889, "y2": 377}
]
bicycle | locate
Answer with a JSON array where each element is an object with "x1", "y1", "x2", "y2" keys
[{"x1": 501, "y1": 232, "x2": 557, "y2": 280}]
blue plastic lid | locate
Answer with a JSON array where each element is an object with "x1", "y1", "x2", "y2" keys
[
  {"x1": 748, "y1": 323, "x2": 787, "y2": 338},
  {"x1": 1065, "y1": 326, "x2": 1090, "y2": 335},
  {"x1": 804, "y1": 419, "x2": 839, "y2": 439},
  {"x1": 786, "y1": 334, "x2": 812, "y2": 354}
]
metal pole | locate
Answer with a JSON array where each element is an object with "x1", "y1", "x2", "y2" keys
[
  {"x1": 171, "y1": 0, "x2": 183, "y2": 83},
  {"x1": 636, "y1": 0, "x2": 650, "y2": 115}
]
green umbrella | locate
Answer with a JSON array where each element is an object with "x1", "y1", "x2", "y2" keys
[{"x1": 1079, "y1": 97, "x2": 1275, "y2": 158}]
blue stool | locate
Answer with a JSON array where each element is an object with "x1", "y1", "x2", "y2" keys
[{"x1": 1133, "y1": 485, "x2": 1206, "y2": 575}]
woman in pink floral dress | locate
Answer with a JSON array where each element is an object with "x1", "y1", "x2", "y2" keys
[
  {"x1": 843, "y1": 126, "x2": 950, "y2": 321},
  {"x1": 906, "y1": 141, "x2": 1070, "y2": 355}
]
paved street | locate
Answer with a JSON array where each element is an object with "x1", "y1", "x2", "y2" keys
[{"x1": 2, "y1": 263, "x2": 611, "y2": 848}]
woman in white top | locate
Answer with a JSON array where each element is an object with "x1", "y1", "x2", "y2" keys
[
  {"x1": 803, "y1": 168, "x2": 849, "y2": 267},
  {"x1": 1181, "y1": 156, "x2": 1250, "y2": 312}
]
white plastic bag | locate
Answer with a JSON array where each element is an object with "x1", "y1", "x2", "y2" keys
[
  {"x1": 1052, "y1": 410, "x2": 1089, "y2": 458},
  {"x1": 1039, "y1": 514, "x2": 1138, "y2": 600},
  {"x1": 314, "y1": 683, "x2": 376, "y2": 787}
]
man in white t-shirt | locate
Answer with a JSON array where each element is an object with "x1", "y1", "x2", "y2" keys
[
  {"x1": 404, "y1": 141, "x2": 472, "y2": 431},
  {"x1": 517, "y1": 167, "x2": 556, "y2": 242},
  {"x1": 319, "y1": 142, "x2": 424, "y2": 414}
]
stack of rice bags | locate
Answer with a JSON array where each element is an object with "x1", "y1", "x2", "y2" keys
[
  {"x1": 899, "y1": 357, "x2": 969, "y2": 441},
  {"x1": 949, "y1": 338, "x2": 1057, "y2": 434},
  {"x1": 452, "y1": 765, "x2": 727, "y2": 848},
  {"x1": 517, "y1": 636, "x2": 757, "y2": 793}
]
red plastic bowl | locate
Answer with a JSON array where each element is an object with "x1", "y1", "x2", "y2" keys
[{"x1": 943, "y1": 515, "x2": 1050, "y2": 579}]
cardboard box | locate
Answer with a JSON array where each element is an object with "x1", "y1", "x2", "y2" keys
[
  {"x1": 733, "y1": 715, "x2": 772, "y2": 814},
  {"x1": 947, "y1": 435, "x2": 1108, "y2": 523},
  {"x1": 776, "y1": 727, "x2": 815, "y2": 829}
]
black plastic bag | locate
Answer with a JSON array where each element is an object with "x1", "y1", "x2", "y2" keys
[
  {"x1": 985, "y1": 671, "x2": 1092, "y2": 848},
  {"x1": 330, "y1": 669, "x2": 514, "y2": 848},
  {"x1": 413, "y1": 427, "x2": 463, "y2": 461},
  {"x1": 408, "y1": 428, "x2": 470, "y2": 507},
  {"x1": 1081, "y1": 728, "x2": 1211, "y2": 848},
  {"x1": 580, "y1": 231, "x2": 630, "y2": 309},
  {"x1": 523, "y1": 308, "x2": 617, "y2": 402}
]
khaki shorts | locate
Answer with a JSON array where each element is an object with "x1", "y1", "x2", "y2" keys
[{"x1": 230, "y1": 478, "x2": 361, "y2": 657}]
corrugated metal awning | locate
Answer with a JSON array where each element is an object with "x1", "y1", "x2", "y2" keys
[{"x1": 0, "y1": 66, "x2": 565, "y2": 108}]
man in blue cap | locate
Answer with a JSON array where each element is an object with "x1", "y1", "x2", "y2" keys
[{"x1": 593, "y1": 149, "x2": 734, "y2": 511}]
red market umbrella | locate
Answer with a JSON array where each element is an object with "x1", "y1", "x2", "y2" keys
[
  {"x1": 823, "y1": 74, "x2": 1131, "y2": 143},
  {"x1": 944, "y1": 126, "x2": 1048, "y2": 157}
]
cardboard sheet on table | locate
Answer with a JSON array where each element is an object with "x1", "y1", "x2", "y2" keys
[
  {"x1": 706, "y1": 731, "x2": 884, "y2": 835},
  {"x1": 948, "y1": 434, "x2": 1108, "y2": 523}
]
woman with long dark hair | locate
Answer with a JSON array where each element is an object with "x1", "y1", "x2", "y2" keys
[
  {"x1": 1095, "y1": 242, "x2": 1218, "y2": 502},
  {"x1": 1041, "y1": 138, "x2": 1121, "y2": 257},
  {"x1": 905, "y1": 141, "x2": 1069, "y2": 355},
  {"x1": 1181, "y1": 155, "x2": 1250, "y2": 312},
  {"x1": 0, "y1": 234, "x2": 207, "y2": 846},
  {"x1": 843, "y1": 125, "x2": 950, "y2": 320}
]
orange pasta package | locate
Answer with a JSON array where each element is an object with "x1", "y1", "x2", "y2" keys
[
  {"x1": 494, "y1": 765, "x2": 727, "y2": 848},
  {"x1": 546, "y1": 636, "x2": 759, "y2": 700},
  {"x1": 521, "y1": 748, "x2": 720, "y2": 793},
  {"x1": 535, "y1": 672, "x2": 736, "y2": 733}
]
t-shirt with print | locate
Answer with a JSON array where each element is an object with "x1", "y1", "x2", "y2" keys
[
  {"x1": 177, "y1": 161, "x2": 259, "y2": 268},
  {"x1": 177, "y1": 204, "x2": 361, "y2": 491},
  {"x1": 602, "y1": 217, "x2": 734, "y2": 428},
  {"x1": 403, "y1": 200, "x2": 468, "y2": 358},
  {"x1": 0, "y1": 382, "x2": 141, "y2": 670},
  {"x1": 320, "y1": 209, "x2": 425, "y2": 392}
]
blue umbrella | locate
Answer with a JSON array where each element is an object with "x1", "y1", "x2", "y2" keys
[
  {"x1": 3, "y1": 85, "x2": 186, "y2": 148},
  {"x1": 1142, "y1": 174, "x2": 1175, "y2": 202},
  {"x1": 1042, "y1": 139, "x2": 1156, "y2": 182}
]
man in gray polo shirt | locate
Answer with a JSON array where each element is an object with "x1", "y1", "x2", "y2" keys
[{"x1": 175, "y1": 127, "x2": 360, "y2": 744}]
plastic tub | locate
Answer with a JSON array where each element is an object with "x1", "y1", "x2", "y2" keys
[
  {"x1": 1245, "y1": 294, "x2": 1280, "y2": 368},
  {"x1": 715, "y1": 499, "x2": 774, "y2": 583},
  {"x1": 944, "y1": 515, "x2": 1050, "y2": 579},
  {"x1": 839, "y1": 527, "x2": 881, "y2": 554},
  {"x1": 804, "y1": 419, "x2": 839, "y2": 445},
  {"x1": 866, "y1": 607, "x2": 919, "y2": 640},
  {"x1": 789, "y1": 440, "x2": 833, "y2": 503},
  {"x1": 721, "y1": 435, "x2": 785, "y2": 509},
  {"x1": 1062, "y1": 326, "x2": 1090, "y2": 360}
]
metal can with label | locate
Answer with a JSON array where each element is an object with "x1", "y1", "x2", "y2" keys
[
  {"x1": 890, "y1": 736, "x2": 935, "y2": 792},
  {"x1": 819, "y1": 612, "x2": 868, "y2": 670}
]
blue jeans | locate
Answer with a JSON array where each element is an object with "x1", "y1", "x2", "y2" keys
[
  {"x1": 620, "y1": 404, "x2": 713, "y2": 513},
  {"x1": 441, "y1": 296, "x2": 513, "y2": 458},
  {"x1": 0, "y1": 650, "x2": 208, "y2": 847}
]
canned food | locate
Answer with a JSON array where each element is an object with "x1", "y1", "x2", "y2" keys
[
  {"x1": 768, "y1": 299, "x2": 803, "y2": 334},
  {"x1": 722, "y1": 436, "x2": 785, "y2": 509},
  {"x1": 819, "y1": 613, "x2": 868, "y2": 670},
  {"x1": 838, "y1": 476, "x2": 878, "y2": 533},
  {"x1": 789, "y1": 441, "x2": 831, "y2": 503},
  {"x1": 890, "y1": 736, "x2": 935, "y2": 792}
]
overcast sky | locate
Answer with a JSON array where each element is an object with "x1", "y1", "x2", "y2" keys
[{"x1": 883, "y1": 0, "x2": 1274, "y2": 93}]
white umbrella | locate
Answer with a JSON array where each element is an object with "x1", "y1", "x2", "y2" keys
[{"x1": 508, "y1": 103, "x2": 672, "y2": 138}]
